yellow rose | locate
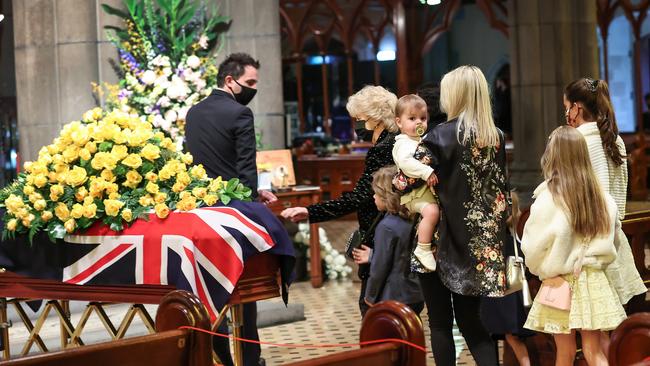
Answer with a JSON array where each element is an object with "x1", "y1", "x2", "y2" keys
[
  {"x1": 203, "y1": 194, "x2": 218, "y2": 206},
  {"x1": 121, "y1": 154, "x2": 142, "y2": 169},
  {"x1": 62, "y1": 145, "x2": 80, "y2": 163},
  {"x1": 33, "y1": 199, "x2": 47, "y2": 211},
  {"x1": 179, "y1": 191, "x2": 192, "y2": 200},
  {"x1": 192, "y1": 187, "x2": 207, "y2": 199},
  {"x1": 121, "y1": 208, "x2": 133, "y2": 222},
  {"x1": 176, "y1": 172, "x2": 191, "y2": 186},
  {"x1": 5, "y1": 194, "x2": 24, "y2": 213},
  {"x1": 70, "y1": 125, "x2": 90, "y2": 146},
  {"x1": 65, "y1": 166, "x2": 88, "y2": 187},
  {"x1": 108, "y1": 192, "x2": 120, "y2": 200},
  {"x1": 101, "y1": 169, "x2": 115, "y2": 182},
  {"x1": 23, "y1": 185, "x2": 35, "y2": 196},
  {"x1": 55, "y1": 203, "x2": 70, "y2": 221},
  {"x1": 28, "y1": 193, "x2": 42, "y2": 203},
  {"x1": 64, "y1": 218, "x2": 76, "y2": 233},
  {"x1": 154, "y1": 131, "x2": 165, "y2": 140},
  {"x1": 172, "y1": 182, "x2": 186, "y2": 193},
  {"x1": 79, "y1": 148, "x2": 91, "y2": 161},
  {"x1": 91, "y1": 152, "x2": 117, "y2": 171},
  {"x1": 70, "y1": 204, "x2": 84, "y2": 219},
  {"x1": 53, "y1": 162, "x2": 68, "y2": 173},
  {"x1": 140, "y1": 144, "x2": 161, "y2": 161},
  {"x1": 153, "y1": 192, "x2": 166, "y2": 204},
  {"x1": 6, "y1": 219, "x2": 17, "y2": 231},
  {"x1": 177, "y1": 197, "x2": 197, "y2": 211},
  {"x1": 161, "y1": 138, "x2": 175, "y2": 150},
  {"x1": 15, "y1": 208, "x2": 29, "y2": 219},
  {"x1": 21, "y1": 214, "x2": 35, "y2": 228},
  {"x1": 41, "y1": 211, "x2": 53, "y2": 222},
  {"x1": 50, "y1": 185, "x2": 64, "y2": 202},
  {"x1": 83, "y1": 196, "x2": 94, "y2": 205},
  {"x1": 190, "y1": 165, "x2": 207, "y2": 180},
  {"x1": 47, "y1": 144, "x2": 60, "y2": 155},
  {"x1": 158, "y1": 167, "x2": 173, "y2": 181},
  {"x1": 124, "y1": 170, "x2": 142, "y2": 188},
  {"x1": 75, "y1": 186, "x2": 88, "y2": 202},
  {"x1": 181, "y1": 153, "x2": 193, "y2": 165},
  {"x1": 103, "y1": 199, "x2": 124, "y2": 217},
  {"x1": 83, "y1": 203, "x2": 97, "y2": 218},
  {"x1": 208, "y1": 177, "x2": 224, "y2": 192},
  {"x1": 111, "y1": 145, "x2": 129, "y2": 160},
  {"x1": 105, "y1": 183, "x2": 119, "y2": 195},
  {"x1": 85, "y1": 141, "x2": 97, "y2": 154},
  {"x1": 145, "y1": 182, "x2": 159, "y2": 194},
  {"x1": 23, "y1": 161, "x2": 33, "y2": 173},
  {"x1": 33, "y1": 174, "x2": 48, "y2": 188},
  {"x1": 145, "y1": 172, "x2": 158, "y2": 181},
  {"x1": 138, "y1": 195, "x2": 154, "y2": 207},
  {"x1": 154, "y1": 203, "x2": 170, "y2": 219}
]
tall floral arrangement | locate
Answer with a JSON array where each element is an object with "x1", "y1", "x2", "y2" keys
[
  {"x1": 0, "y1": 108, "x2": 251, "y2": 242},
  {"x1": 96, "y1": 0, "x2": 229, "y2": 148}
]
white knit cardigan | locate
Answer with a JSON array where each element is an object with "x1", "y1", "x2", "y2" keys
[
  {"x1": 521, "y1": 182, "x2": 619, "y2": 280},
  {"x1": 576, "y1": 122, "x2": 627, "y2": 220}
]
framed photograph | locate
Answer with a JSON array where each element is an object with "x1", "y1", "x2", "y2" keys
[{"x1": 256, "y1": 149, "x2": 296, "y2": 189}]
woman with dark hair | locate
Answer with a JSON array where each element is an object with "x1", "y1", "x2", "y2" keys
[{"x1": 564, "y1": 77, "x2": 647, "y2": 354}]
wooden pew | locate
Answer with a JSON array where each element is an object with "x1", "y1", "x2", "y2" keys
[
  {"x1": 608, "y1": 312, "x2": 650, "y2": 366},
  {"x1": 295, "y1": 154, "x2": 365, "y2": 201},
  {"x1": 285, "y1": 300, "x2": 426, "y2": 366},
  {"x1": 0, "y1": 290, "x2": 212, "y2": 366}
]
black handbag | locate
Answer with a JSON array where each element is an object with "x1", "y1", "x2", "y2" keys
[{"x1": 345, "y1": 213, "x2": 384, "y2": 259}]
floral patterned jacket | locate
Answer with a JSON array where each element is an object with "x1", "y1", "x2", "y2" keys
[{"x1": 420, "y1": 119, "x2": 507, "y2": 297}]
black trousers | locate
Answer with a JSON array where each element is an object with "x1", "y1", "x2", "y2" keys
[
  {"x1": 418, "y1": 272, "x2": 498, "y2": 366},
  {"x1": 213, "y1": 302, "x2": 260, "y2": 366}
]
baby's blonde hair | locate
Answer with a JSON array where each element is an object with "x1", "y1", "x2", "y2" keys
[
  {"x1": 542, "y1": 126, "x2": 611, "y2": 240},
  {"x1": 440, "y1": 65, "x2": 499, "y2": 147},
  {"x1": 347, "y1": 85, "x2": 399, "y2": 133},
  {"x1": 395, "y1": 94, "x2": 427, "y2": 118}
]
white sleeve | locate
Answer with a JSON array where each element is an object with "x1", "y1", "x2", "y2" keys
[
  {"x1": 392, "y1": 140, "x2": 434, "y2": 181},
  {"x1": 521, "y1": 198, "x2": 556, "y2": 277}
]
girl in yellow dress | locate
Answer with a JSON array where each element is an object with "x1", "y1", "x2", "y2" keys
[{"x1": 521, "y1": 126, "x2": 626, "y2": 366}]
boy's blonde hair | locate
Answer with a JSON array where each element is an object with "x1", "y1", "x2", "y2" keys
[
  {"x1": 440, "y1": 65, "x2": 499, "y2": 147},
  {"x1": 346, "y1": 85, "x2": 399, "y2": 133},
  {"x1": 372, "y1": 166, "x2": 409, "y2": 218},
  {"x1": 395, "y1": 94, "x2": 427, "y2": 118},
  {"x1": 542, "y1": 126, "x2": 611, "y2": 240}
]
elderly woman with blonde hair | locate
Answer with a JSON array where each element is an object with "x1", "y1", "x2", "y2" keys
[{"x1": 282, "y1": 85, "x2": 399, "y2": 315}]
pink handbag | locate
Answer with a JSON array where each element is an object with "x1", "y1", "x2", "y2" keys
[{"x1": 536, "y1": 278, "x2": 572, "y2": 311}]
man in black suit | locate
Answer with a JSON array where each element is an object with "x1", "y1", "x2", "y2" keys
[{"x1": 185, "y1": 53, "x2": 276, "y2": 366}]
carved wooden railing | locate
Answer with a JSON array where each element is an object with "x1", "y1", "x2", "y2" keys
[{"x1": 0, "y1": 290, "x2": 213, "y2": 366}]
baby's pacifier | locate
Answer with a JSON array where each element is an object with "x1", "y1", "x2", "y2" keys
[{"x1": 416, "y1": 123, "x2": 425, "y2": 136}]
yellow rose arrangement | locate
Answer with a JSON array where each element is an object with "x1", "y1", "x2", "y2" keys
[{"x1": 1, "y1": 108, "x2": 251, "y2": 242}]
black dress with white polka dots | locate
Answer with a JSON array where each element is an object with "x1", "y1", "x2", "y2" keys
[{"x1": 307, "y1": 130, "x2": 397, "y2": 241}]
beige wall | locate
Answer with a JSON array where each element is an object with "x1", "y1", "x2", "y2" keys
[{"x1": 12, "y1": 0, "x2": 285, "y2": 163}]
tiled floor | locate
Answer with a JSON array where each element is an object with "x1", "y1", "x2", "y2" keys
[{"x1": 256, "y1": 220, "x2": 491, "y2": 365}]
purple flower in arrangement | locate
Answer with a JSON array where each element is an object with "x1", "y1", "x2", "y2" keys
[
  {"x1": 117, "y1": 89, "x2": 133, "y2": 99},
  {"x1": 118, "y1": 49, "x2": 142, "y2": 74}
]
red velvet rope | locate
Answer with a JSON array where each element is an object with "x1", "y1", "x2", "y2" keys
[{"x1": 177, "y1": 325, "x2": 427, "y2": 353}]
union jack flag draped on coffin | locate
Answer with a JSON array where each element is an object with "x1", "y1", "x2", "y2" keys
[{"x1": 0, "y1": 201, "x2": 295, "y2": 319}]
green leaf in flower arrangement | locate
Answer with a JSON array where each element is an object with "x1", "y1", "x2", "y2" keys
[
  {"x1": 225, "y1": 178, "x2": 239, "y2": 192},
  {"x1": 140, "y1": 161, "x2": 155, "y2": 174},
  {"x1": 103, "y1": 26, "x2": 130, "y2": 41},
  {"x1": 101, "y1": 4, "x2": 130, "y2": 19},
  {"x1": 99, "y1": 141, "x2": 114, "y2": 152},
  {"x1": 114, "y1": 165, "x2": 127, "y2": 177},
  {"x1": 219, "y1": 193, "x2": 231, "y2": 205},
  {"x1": 110, "y1": 221, "x2": 124, "y2": 232},
  {"x1": 28, "y1": 220, "x2": 44, "y2": 244},
  {"x1": 48, "y1": 222, "x2": 66, "y2": 242}
]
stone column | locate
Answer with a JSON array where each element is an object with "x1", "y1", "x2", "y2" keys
[
  {"x1": 508, "y1": 0, "x2": 599, "y2": 193},
  {"x1": 12, "y1": 0, "x2": 120, "y2": 163},
  {"x1": 218, "y1": 0, "x2": 285, "y2": 149}
]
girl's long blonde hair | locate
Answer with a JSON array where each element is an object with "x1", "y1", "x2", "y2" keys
[
  {"x1": 541, "y1": 126, "x2": 610, "y2": 240},
  {"x1": 440, "y1": 65, "x2": 499, "y2": 147}
]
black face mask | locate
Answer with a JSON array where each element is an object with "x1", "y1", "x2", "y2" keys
[
  {"x1": 229, "y1": 80, "x2": 257, "y2": 105},
  {"x1": 354, "y1": 120, "x2": 373, "y2": 142}
]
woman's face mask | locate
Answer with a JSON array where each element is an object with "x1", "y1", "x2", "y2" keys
[{"x1": 354, "y1": 119, "x2": 374, "y2": 142}]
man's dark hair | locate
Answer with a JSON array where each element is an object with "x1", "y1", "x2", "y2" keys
[{"x1": 216, "y1": 53, "x2": 260, "y2": 87}]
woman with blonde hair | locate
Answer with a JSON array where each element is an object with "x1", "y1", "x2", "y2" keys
[
  {"x1": 419, "y1": 65, "x2": 507, "y2": 365},
  {"x1": 282, "y1": 85, "x2": 399, "y2": 315},
  {"x1": 522, "y1": 126, "x2": 625, "y2": 366}
]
